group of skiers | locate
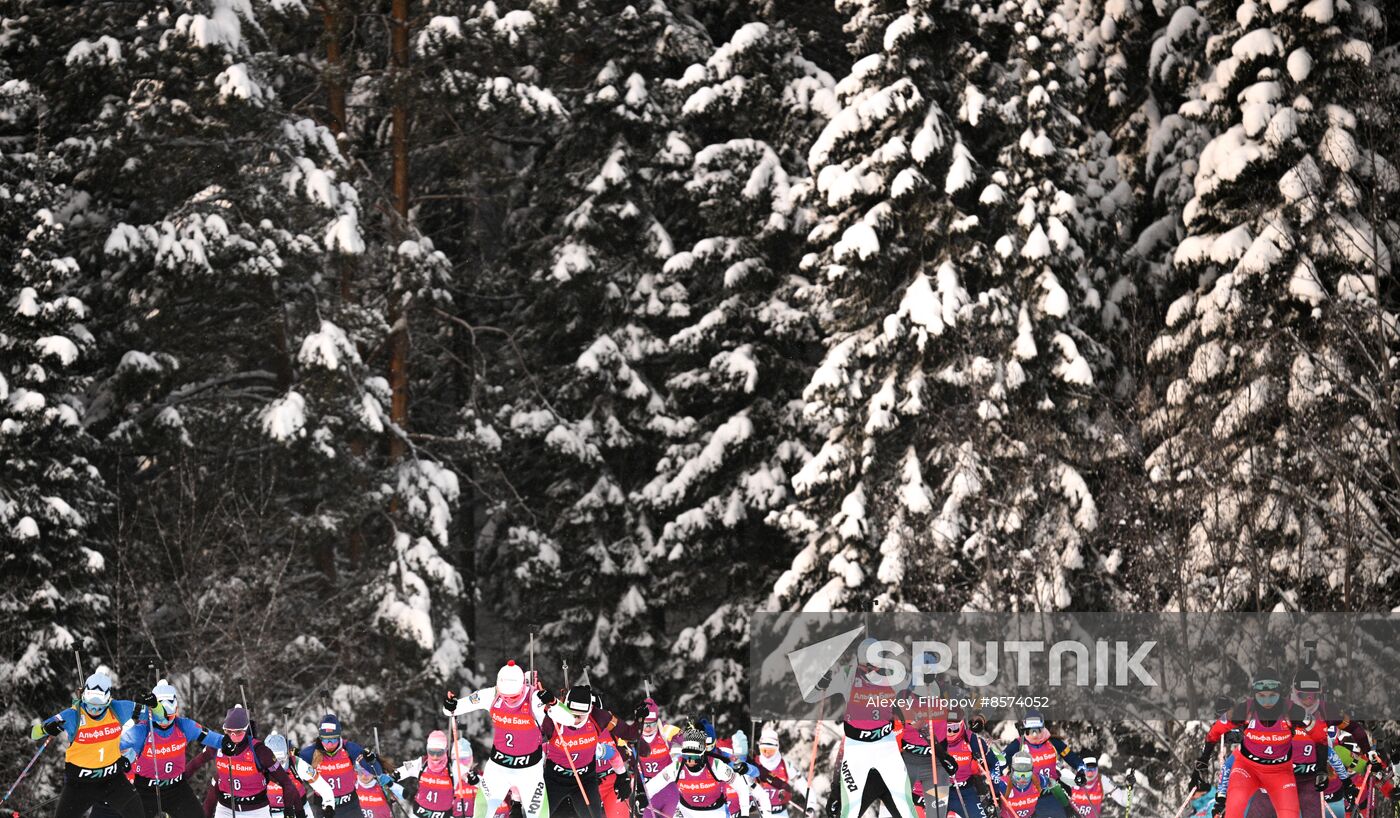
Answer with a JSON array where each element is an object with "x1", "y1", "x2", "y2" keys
[
  {"x1": 1186, "y1": 666, "x2": 1393, "y2": 818},
  {"x1": 17, "y1": 655, "x2": 1395, "y2": 818}
]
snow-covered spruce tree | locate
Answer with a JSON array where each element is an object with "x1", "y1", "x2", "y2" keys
[
  {"x1": 1129, "y1": 0, "x2": 1216, "y2": 300},
  {"x1": 493, "y1": 0, "x2": 709, "y2": 689},
  {"x1": 403, "y1": 2, "x2": 569, "y2": 682},
  {"x1": 1144, "y1": 0, "x2": 1400, "y2": 609},
  {"x1": 636, "y1": 21, "x2": 833, "y2": 716},
  {"x1": 768, "y1": 0, "x2": 989, "y2": 613},
  {"x1": 0, "y1": 77, "x2": 110, "y2": 786},
  {"x1": 0, "y1": 0, "x2": 466, "y2": 717},
  {"x1": 772, "y1": 0, "x2": 1126, "y2": 613}
]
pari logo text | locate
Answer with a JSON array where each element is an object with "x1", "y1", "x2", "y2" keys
[{"x1": 854, "y1": 639, "x2": 1160, "y2": 689}]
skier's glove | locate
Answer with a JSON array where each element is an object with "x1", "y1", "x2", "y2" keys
[
  {"x1": 443, "y1": 691, "x2": 458, "y2": 715},
  {"x1": 1188, "y1": 763, "x2": 1209, "y2": 794},
  {"x1": 814, "y1": 670, "x2": 832, "y2": 692},
  {"x1": 117, "y1": 756, "x2": 132, "y2": 773},
  {"x1": 33, "y1": 721, "x2": 62, "y2": 740},
  {"x1": 615, "y1": 774, "x2": 632, "y2": 798},
  {"x1": 1343, "y1": 777, "x2": 1360, "y2": 809},
  {"x1": 1314, "y1": 772, "x2": 1329, "y2": 791},
  {"x1": 939, "y1": 754, "x2": 958, "y2": 776},
  {"x1": 360, "y1": 749, "x2": 379, "y2": 767},
  {"x1": 378, "y1": 774, "x2": 394, "y2": 788},
  {"x1": 1224, "y1": 729, "x2": 1242, "y2": 747},
  {"x1": 222, "y1": 736, "x2": 240, "y2": 755},
  {"x1": 632, "y1": 702, "x2": 651, "y2": 725},
  {"x1": 1075, "y1": 769, "x2": 1087, "y2": 787},
  {"x1": 591, "y1": 691, "x2": 605, "y2": 712},
  {"x1": 466, "y1": 770, "x2": 481, "y2": 786},
  {"x1": 537, "y1": 688, "x2": 557, "y2": 707},
  {"x1": 967, "y1": 714, "x2": 986, "y2": 734},
  {"x1": 138, "y1": 691, "x2": 158, "y2": 709},
  {"x1": 1211, "y1": 794, "x2": 1226, "y2": 817}
]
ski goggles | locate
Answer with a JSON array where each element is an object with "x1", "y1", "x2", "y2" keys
[
  {"x1": 226, "y1": 728, "x2": 248, "y2": 740},
  {"x1": 1252, "y1": 679, "x2": 1282, "y2": 691},
  {"x1": 427, "y1": 748, "x2": 448, "y2": 758},
  {"x1": 82, "y1": 689, "x2": 112, "y2": 710},
  {"x1": 758, "y1": 746, "x2": 778, "y2": 757}
]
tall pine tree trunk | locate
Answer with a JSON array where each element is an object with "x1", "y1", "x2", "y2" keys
[
  {"x1": 321, "y1": 1, "x2": 348, "y2": 139},
  {"x1": 321, "y1": 0, "x2": 361, "y2": 572}
]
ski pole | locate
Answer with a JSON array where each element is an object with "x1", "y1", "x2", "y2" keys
[
  {"x1": 448, "y1": 709, "x2": 466, "y2": 818},
  {"x1": 925, "y1": 723, "x2": 940, "y2": 818},
  {"x1": 1, "y1": 737, "x2": 53, "y2": 803},
  {"x1": 1356, "y1": 767, "x2": 1373, "y2": 818},
  {"x1": 804, "y1": 697, "x2": 826, "y2": 813},
  {"x1": 1170, "y1": 790, "x2": 1200, "y2": 818},
  {"x1": 148, "y1": 663, "x2": 169, "y2": 818},
  {"x1": 557, "y1": 730, "x2": 592, "y2": 806},
  {"x1": 1121, "y1": 773, "x2": 1134, "y2": 818},
  {"x1": 370, "y1": 727, "x2": 409, "y2": 818},
  {"x1": 237, "y1": 678, "x2": 254, "y2": 739},
  {"x1": 972, "y1": 733, "x2": 1000, "y2": 816},
  {"x1": 557, "y1": 661, "x2": 590, "y2": 806}
]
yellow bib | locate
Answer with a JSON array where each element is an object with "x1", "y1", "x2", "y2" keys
[{"x1": 67, "y1": 708, "x2": 124, "y2": 769}]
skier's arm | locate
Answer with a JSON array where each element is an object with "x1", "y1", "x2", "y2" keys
[
  {"x1": 348, "y1": 741, "x2": 385, "y2": 776},
  {"x1": 34, "y1": 709, "x2": 79, "y2": 740},
  {"x1": 180, "y1": 717, "x2": 224, "y2": 749},
  {"x1": 721, "y1": 761, "x2": 750, "y2": 816},
  {"x1": 1327, "y1": 747, "x2": 1348, "y2": 778},
  {"x1": 751, "y1": 778, "x2": 773, "y2": 813},
  {"x1": 393, "y1": 757, "x2": 424, "y2": 782},
  {"x1": 1102, "y1": 775, "x2": 1129, "y2": 806},
  {"x1": 1342, "y1": 719, "x2": 1372, "y2": 754},
  {"x1": 203, "y1": 783, "x2": 218, "y2": 818},
  {"x1": 820, "y1": 665, "x2": 855, "y2": 707},
  {"x1": 1217, "y1": 753, "x2": 1234, "y2": 799},
  {"x1": 995, "y1": 740, "x2": 1022, "y2": 778},
  {"x1": 294, "y1": 748, "x2": 317, "y2": 781},
  {"x1": 447, "y1": 687, "x2": 498, "y2": 717},
  {"x1": 1053, "y1": 737, "x2": 1085, "y2": 773},
  {"x1": 122, "y1": 720, "x2": 150, "y2": 756},
  {"x1": 1204, "y1": 711, "x2": 1240, "y2": 744},
  {"x1": 187, "y1": 746, "x2": 215, "y2": 775},
  {"x1": 596, "y1": 707, "x2": 641, "y2": 742},
  {"x1": 1047, "y1": 781, "x2": 1072, "y2": 807},
  {"x1": 259, "y1": 744, "x2": 304, "y2": 814},
  {"x1": 644, "y1": 760, "x2": 680, "y2": 798},
  {"x1": 1305, "y1": 718, "x2": 1329, "y2": 744},
  {"x1": 969, "y1": 735, "x2": 992, "y2": 775},
  {"x1": 530, "y1": 686, "x2": 548, "y2": 725}
]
